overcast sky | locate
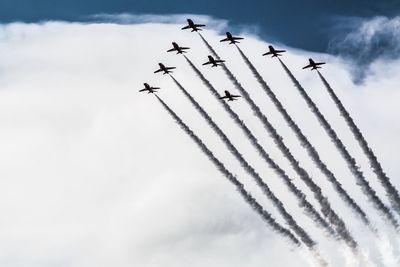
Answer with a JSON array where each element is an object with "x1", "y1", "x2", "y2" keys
[{"x1": 0, "y1": 12, "x2": 399, "y2": 267}]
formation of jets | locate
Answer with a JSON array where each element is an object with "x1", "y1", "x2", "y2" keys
[
  {"x1": 202, "y1": 55, "x2": 225, "y2": 67},
  {"x1": 220, "y1": 32, "x2": 244, "y2": 44},
  {"x1": 302, "y1": 58, "x2": 326, "y2": 70},
  {"x1": 141, "y1": 19, "x2": 326, "y2": 97},
  {"x1": 154, "y1": 63, "x2": 176, "y2": 74}
]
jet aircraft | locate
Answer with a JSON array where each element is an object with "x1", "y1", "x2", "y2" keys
[
  {"x1": 139, "y1": 83, "x2": 160, "y2": 94},
  {"x1": 262, "y1": 45, "x2": 286, "y2": 57},
  {"x1": 167, "y1": 42, "x2": 190, "y2": 54},
  {"x1": 302, "y1": 58, "x2": 325, "y2": 70},
  {"x1": 220, "y1": 32, "x2": 244, "y2": 44},
  {"x1": 154, "y1": 63, "x2": 176, "y2": 75},
  {"x1": 202, "y1": 55, "x2": 225, "y2": 67},
  {"x1": 219, "y1": 90, "x2": 241, "y2": 101},
  {"x1": 181, "y1": 19, "x2": 205, "y2": 32}
]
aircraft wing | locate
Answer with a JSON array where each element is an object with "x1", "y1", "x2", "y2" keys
[
  {"x1": 139, "y1": 88, "x2": 148, "y2": 92},
  {"x1": 275, "y1": 50, "x2": 286, "y2": 53},
  {"x1": 151, "y1": 87, "x2": 160, "y2": 90},
  {"x1": 181, "y1": 47, "x2": 190, "y2": 50},
  {"x1": 231, "y1": 95, "x2": 241, "y2": 98},
  {"x1": 194, "y1": 24, "x2": 205, "y2": 27},
  {"x1": 302, "y1": 64, "x2": 312, "y2": 69},
  {"x1": 220, "y1": 38, "x2": 229, "y2": 42},
  {"x1": 181, "y1": 26, "x2": 190, "y2": 30},
  {"x1": 315, "y1": 62, "x2": 325, "y2": 66},
  {"x1": 166, "y1": 67, "x2": 176, "y2": 70},
  {"x1": 167, "y1": 48, "x2": 176, "y2": 52},
  {"x1": 219, "y1": 96, "x2": 229, "y2": 99},
  {"x1": 233, "y1": 37, "x2": 244, "y2": 40},
  {"x1": 202, "y1": 62, "x2": 212, "y2": 65},
  {"x1": 262, "y1": 52, "x2": 273, "y2": 56},
  {"x1": 154, "y1": 69, "x2": 163, "y2": 73},
  {"x1": 215, "y1": 60, "x2": 225, "y2": 63}
]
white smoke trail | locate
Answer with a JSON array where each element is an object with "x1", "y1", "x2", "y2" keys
[
  {"x1": 235, "y1": 44, "x2": 372, "y2": 229},
  {"x1": 318, "y1": 71, "x2": 400, "y2": 217},
  {"x1": 278, "y1": 58, "x2": 399, "y2": 230},
  {"x1": 168, "y1": 74, "x2": 316, "y2": 248},
  {"x1": 196, "y1": 34, "x2": 357, "y2": 249},
  {"x1": 154, "y1": 94, "x2": 301, "y2": 246},
  {"x1": 376, "y1": 233, "x2": 400, "y2": 266},
  {"x1": 170, "y1": 74, "x2": 335, "y2": 236}
]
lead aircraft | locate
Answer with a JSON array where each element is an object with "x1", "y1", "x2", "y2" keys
[{"x1": 181, "y1": 19, "x2": 205, "y2": 32}]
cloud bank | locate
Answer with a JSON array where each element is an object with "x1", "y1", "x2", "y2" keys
[{"x1": 0, "y1": 15, "x2": 399, "y2": 266}]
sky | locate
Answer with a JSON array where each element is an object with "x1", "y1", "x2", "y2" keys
[
  {"x1": 0, "y1": 2, "x2": 400, "y2": 267},
  {"x1": 1, "y1": 0, "x2": 400, "y2": 51}
]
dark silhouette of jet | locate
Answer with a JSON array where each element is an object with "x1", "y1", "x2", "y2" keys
[
  {"x1": 154, "y1": 63, "x2": 176, "y2": 75},
  {"x1": 219, "y1": 90, "x2": 241, "y2": 101},
  {"x1": 181, "y1": 19, "x2": 205, "y2": 32},
  {"x1": 220, "y1": 32, "x2": 244, "y2": 44},
  {"x1": 167, "y1": 42, "x2": 190, "y2": 54},
  {"x1": 202, "y1": 55, "x2": 225, "y2": 67},
  {"x1": 262, "y1": 45, "x2": 286, "y2": 57},
  {"x1": 139, "y1": 83, "x2": 160, "y2": 94},
  {"x1": 303, "y1": 58, "x2": 325, "y2": 70}
]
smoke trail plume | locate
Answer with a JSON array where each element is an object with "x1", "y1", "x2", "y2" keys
[
  {"x1": 198, "y1": 32, "x2": 219, "y2": 58},
  {"x1": 168, "y1": 74, "x2": 316, "y2": 248},
  {"x1": 318, "y1": 71, "x2": 400, "y2": 216},
  {"x1": 181, "y1": 58, "x2": 337, "y2": 237},
  {"x1": 196, "y1": 35, "x2": 358, "y2": 249},
  {"x1": 278, "y1": 58, "x2": 399, "y2": 229},
  {"x1": 154, "y1": 94, "x2": 300, "y2": 246},
  {"x1": 234, "y1": 45, "x2": 371, "y2": 228}
]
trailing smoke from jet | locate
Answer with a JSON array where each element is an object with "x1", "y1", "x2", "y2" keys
[
  {"x1": 198, "y1": 32, "x2": 219, "y2": 58},
  {"x1": 278, "y1": 58, "x2": 399, "y2": 229},
  {"x1": 318, "y1": 71, "x2": 400, "y2": 216},
  {"x1": 170, "y1": 73, "x2": 335, "y2": 238},
  {"x1": 181, "y1": 57, "x2": 340, "y2": 238},
  {"x1": 154, "y1": 94, "x2": 300, "y2": 246},
  {"x1": 168, "y1": 73, "x2": 316, "y2": 248},
  {"x1": 234, "y1": 45, "x2": 372, "y2": 228},
  {"x1": 195, "y1": 36, "x2": 358, "y2": 249}
]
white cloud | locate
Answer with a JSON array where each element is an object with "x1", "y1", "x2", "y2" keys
[
  {"x1": 328, "y1": 16, "x2": 400, "y2": 83},
  {"x1": 89, "y1": 13, "x2": 229, "y2": 33},
  {"x1": 0, "y1": 16, "x2": 399, "y2": 267}
]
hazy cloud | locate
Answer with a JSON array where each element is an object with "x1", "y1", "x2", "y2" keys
[{"x1": 328, "y1": 16, "x2": 400, "y2": 84}]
